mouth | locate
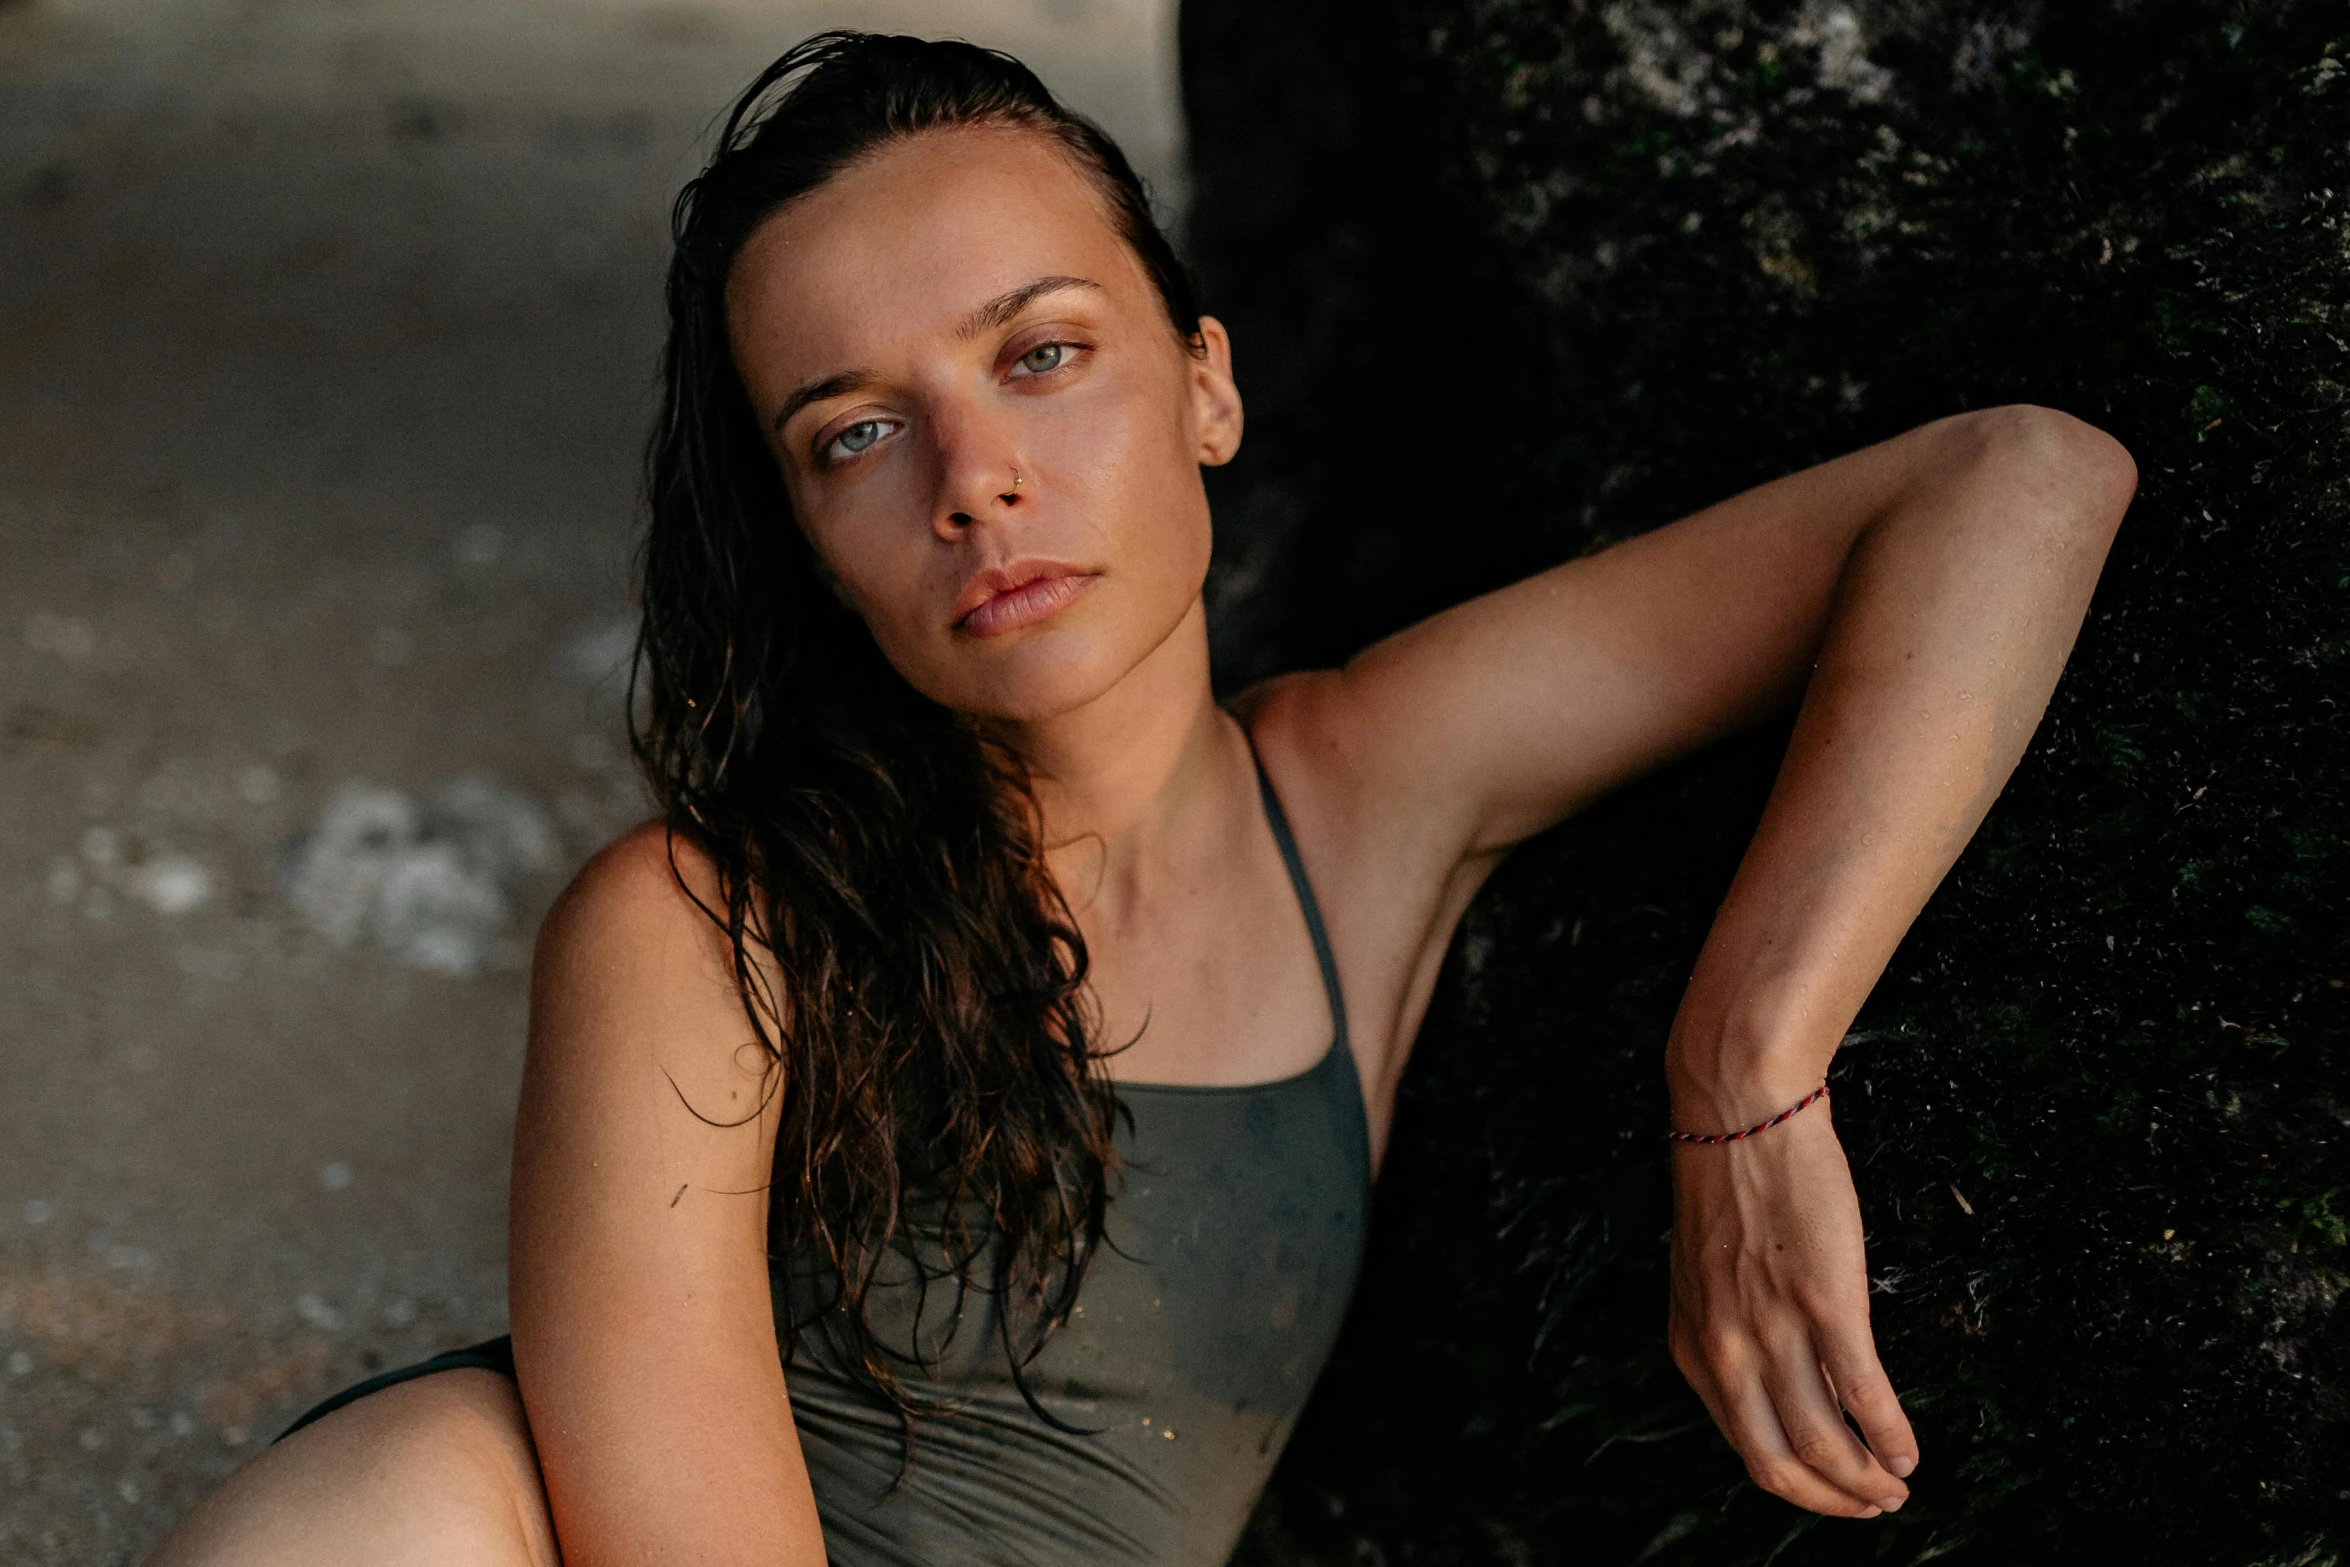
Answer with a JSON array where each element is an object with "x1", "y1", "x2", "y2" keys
[{"x1": 952, "y1": 558, "x2": 1099, "y2": 637}]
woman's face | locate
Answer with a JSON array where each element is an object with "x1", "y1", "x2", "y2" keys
[{"x1": 726, "y1": 125, "x2": 1242, "y2": 723}]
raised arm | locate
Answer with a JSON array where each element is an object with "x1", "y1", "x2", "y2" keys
[
  {"x1": 1263, "y1": 404, "x2": 2133, "y2": 1514},
  {"x1": 508, "y1": 824, "x2": 828, "y2": 1564},
  {"x1": 1652, "y1": 410, "x2": 2132, "y2": 1517}
]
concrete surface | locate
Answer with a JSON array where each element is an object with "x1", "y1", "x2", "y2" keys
[{"x1": 0, "y1": 1, "x2": 1182, "y2": 1558}]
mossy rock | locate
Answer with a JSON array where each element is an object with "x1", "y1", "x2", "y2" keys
[{"x1": 1183, "y1": 2, "x2": 2350, "y2": 1562}]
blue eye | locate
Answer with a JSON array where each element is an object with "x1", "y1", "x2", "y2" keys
[
  {"x1": 826, "y1": 420, "x2": 889, "y2": 461},
  {"x1": 1017, "y1": 343, "x2": 1067, "y2": 374}
]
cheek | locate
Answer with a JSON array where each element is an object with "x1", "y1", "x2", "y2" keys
[
  {"x1": 798, "y1": 504, "x2": 940, "y2": 653},
  {"x1": 1034, "y1": 365, "x2": 1211, "y2": 577}
]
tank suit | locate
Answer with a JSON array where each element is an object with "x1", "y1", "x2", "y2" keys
[{"x1": 283, "y1": 752, "x2": 1372, "y2": 1566}]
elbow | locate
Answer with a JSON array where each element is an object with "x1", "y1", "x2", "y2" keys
[{"x1": 1968, "y1": 403, "x2": 2138, "y2": 542}]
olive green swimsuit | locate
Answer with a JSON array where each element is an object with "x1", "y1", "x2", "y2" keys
[{"x1": 284, "y1": 756, "x2": 1372, "y2": 1566}]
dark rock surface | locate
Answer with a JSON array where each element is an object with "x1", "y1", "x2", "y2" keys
[{"x1": 1184, "y1": 3, "x2": 2350, "y2": 1562}]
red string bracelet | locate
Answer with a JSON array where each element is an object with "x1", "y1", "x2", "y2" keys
[{"x1": 1667, "y1": 1083, "x2": 1829, "y2": 1145}]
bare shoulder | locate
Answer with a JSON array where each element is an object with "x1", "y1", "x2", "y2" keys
[
  {"x1": 1237, "y1": 662, "x2": 1465, "y2": 854},
  {"x1": 1236, "y1": 668, "x2": 1475, "y2": 922},
  {"x1": 1233, "y1": 668, "x2": 1385, "y2": 803},
  {"x1": 525, "y1": 817, "x2": 777, "y2": 1109},
  {"x1": 1233, "y1": 671, "x2": 1354, "y2": 853},
  {"x1": 535, "y1": 816, "x2": 757, "y2": 999},
  {"x1": 1235, "y1": 669, "x2": 1353, "y2": 770},
  {"x1": 539, "y1": 817, "x2": 727, "y2": 961}
]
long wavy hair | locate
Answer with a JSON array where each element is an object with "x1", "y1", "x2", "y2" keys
[{"x1": 628, "y1": 32, "x2": 1205, "y2": 1427}]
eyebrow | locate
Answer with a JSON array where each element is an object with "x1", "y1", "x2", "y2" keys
[
  {"x1": 773, "y1": 370, "x2": 880, "y2": 435},
  {"x1": 956, "y1": 274, "x2": 1101, "y2": 340},
  {"x1": 770, "y1": 275, "x2": 1104, "y2": 436}
]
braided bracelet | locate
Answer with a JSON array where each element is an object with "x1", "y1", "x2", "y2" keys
[{"x1": 1667, "y1": 1083, "x2": 1829, "y2": 1145}]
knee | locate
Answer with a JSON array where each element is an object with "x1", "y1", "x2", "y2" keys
[
  {"x1": 148, "y1": 1370, "x2": 557, "y2": 1567},
  {"x1": 364, "y1": 1369, "x2": 543, "y2": 1494}
]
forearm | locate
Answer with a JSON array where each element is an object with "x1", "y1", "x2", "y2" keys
[{"x1": 1666, "y1": 407, "x2": 2133, "y2": 1125}]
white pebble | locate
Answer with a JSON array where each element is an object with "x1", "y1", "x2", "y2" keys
[
  {"x1": 278, "y1": 777, "x2": 556, "y2": 974},
  {"x1": 128, "y1": 855, "x2": 213, "y2": 916}
]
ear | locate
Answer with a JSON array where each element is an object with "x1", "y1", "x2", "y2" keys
[{"x1": 1187, "y1": 315, "x2": 1244, "y2": 467}]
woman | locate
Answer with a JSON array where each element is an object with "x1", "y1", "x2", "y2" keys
[{"x1": 151, "y1": 31, "x2": 2134, "y2": 1567}]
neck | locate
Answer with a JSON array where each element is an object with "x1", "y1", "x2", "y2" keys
[{"x1": 997, "y1": 598, "x2": 1234, "y2": 912}]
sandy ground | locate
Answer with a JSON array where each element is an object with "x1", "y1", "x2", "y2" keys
[{"x1": 0, "y1": 1, "x2": 1182, "y2": 1557}]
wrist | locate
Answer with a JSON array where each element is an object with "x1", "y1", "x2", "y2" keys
[
  {"x1": 1666, "y1": 1082, "x2": 1830, "y2": 1144},
  {"x1": 1664, "y1": 1004, "x2": 1839, "y2": 1131}
]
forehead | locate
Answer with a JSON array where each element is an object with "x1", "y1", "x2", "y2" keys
[{"x1": 726, "y1": 125, "x2": 1148, "y2": 373}]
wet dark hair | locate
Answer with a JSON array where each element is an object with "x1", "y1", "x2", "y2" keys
[{"x1": 629, "y1": 32, "x2": 1203, "y2": 1430}]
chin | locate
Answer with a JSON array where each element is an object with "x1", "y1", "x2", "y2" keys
[
  {"x1": 963, "y1": 659, "x2": 1130, "y2": 725},
  {"x1": 929, "y1": 629, "x2": 1142, "y2": 725}
]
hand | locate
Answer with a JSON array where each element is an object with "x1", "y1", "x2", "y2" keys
[{"x1": 1666, "y1": 1100, "x2": 1918, "y2": 1516}]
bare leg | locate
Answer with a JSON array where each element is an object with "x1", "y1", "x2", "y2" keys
[{"x1": 148, "y1": 1369, "x2": 560, "y2": 1567}]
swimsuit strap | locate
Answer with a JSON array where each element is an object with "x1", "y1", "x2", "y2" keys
[{"x1": 1247, "y1": 740, "x2": 1352, "y2": 1058}]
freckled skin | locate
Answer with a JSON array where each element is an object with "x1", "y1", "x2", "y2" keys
[{"x1": 726, "y1": 128, "x2": 1233, "y2": 727}]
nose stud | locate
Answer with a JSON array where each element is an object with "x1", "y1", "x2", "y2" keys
[{"x1": 1011, "y1": 469, "x2": 1023, "y2": 490}]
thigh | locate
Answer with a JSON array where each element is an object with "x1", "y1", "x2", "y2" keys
[{"x1": 148, "y1": 1368, "x2": 560, "y2": 1567}]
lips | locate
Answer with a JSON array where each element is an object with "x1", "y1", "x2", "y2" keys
[{"x1": 952, "y1": 559, "x2": 1098, "y2": 637}]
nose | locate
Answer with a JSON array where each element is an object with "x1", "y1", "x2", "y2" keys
[{"x1": 932, "y1": 406, "x2": 1026, "y2": 542}]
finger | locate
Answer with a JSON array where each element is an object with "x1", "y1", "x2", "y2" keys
[
  {"x1": 1760, "y1": 1336, "x2": 1909, "y2": 1511},
  {"x1": 1716, "y1": 1352, "x2": 1885, "y2": 1517},
  {"x1": 1819, "y1": 1318, "x2": 1920, "y2": 1480},
  {"x1": 1670, "y1": 1329, "x2": 1735, "y2": 1443}
]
